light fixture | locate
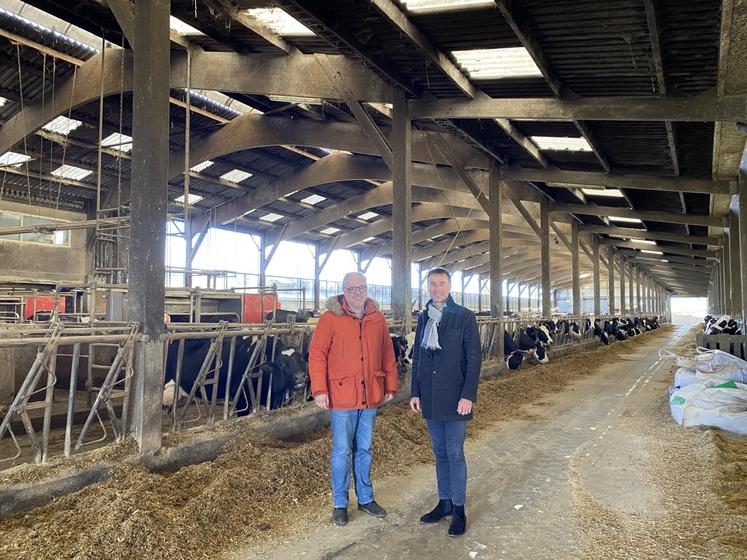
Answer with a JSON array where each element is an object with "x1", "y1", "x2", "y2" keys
[{"x1": 452, "y1": 47, "x2": 542, "y2": 79}]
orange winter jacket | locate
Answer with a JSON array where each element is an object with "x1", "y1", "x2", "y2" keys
[{"x1": 308, "y1": 295, "x2": 398, "y2": 410}]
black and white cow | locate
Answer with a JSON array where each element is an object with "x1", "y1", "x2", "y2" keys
[{"x1": 163, "y1": 335, "x2": 308, "y2": 415}]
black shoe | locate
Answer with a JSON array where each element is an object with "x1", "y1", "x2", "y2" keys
[
  {"x1": 448, "y1": 504, "x2": 466, "y2": 537},
  {"x1": 332, "y1": 507, "x2": 348, "y2": 526},
  {"x1": 419, "y1": 498, "x2": 453, "y2": 524},
  {"x1": 358, "y1": 500, "x2": 387, "y2": 518}
]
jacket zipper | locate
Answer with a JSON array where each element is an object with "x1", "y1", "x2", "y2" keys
[{"x1": 358, "y1": 316, "x2": 366, "y2": 407}]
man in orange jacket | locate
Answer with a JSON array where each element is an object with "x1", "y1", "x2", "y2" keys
[{"x1": 309, "y1": 271, "x2": 398, "y2": 526}]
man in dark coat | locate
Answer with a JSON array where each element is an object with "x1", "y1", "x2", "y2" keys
[{"x1": 409, "y1": 267, "x2": 482, "y2": 537}]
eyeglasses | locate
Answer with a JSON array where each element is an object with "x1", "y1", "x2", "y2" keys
[{"x1": 343, "y1": 284, "x2": 367, "y2": 294}]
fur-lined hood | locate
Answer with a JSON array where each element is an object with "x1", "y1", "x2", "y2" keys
[{"x1": 324, "y1": 295, "x2": 381, "y2": 316}]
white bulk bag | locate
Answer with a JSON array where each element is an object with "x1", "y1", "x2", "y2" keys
[
  {"x1": 674, "y1": 364, "x2": 747, "y2": 388},
  {"x1": 669, "y1": 380, "x2": 747, "y2": 436}
]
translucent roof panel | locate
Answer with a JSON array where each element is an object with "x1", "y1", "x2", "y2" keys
[
  {"x1": 190, "y1": 160, "x2": 214, "y2": 173},
  {"x1": 170, "y1": 16, "x2": 205, "y2": 36},
  {"x1": 0, "y1": 96, "x2": 6, "y2": 107},
  {"x1": 175, "y1": 193, "x2": 204, "y2": 205},
  {"x1": 320, "y1": 226, "x2": 341, "y2": 235},
  {"x1": 608, "y1": 216, "x2": 643, "y2": 224},
  {"x1": 401, "y1": 0, "x2": 494, "y2": 14},
  {"x1": 362, "y1": 236, "x2": 377, "y2": 243},
  {"x1": 0, "y1": 151, "x2": 32, "y2": 166},
  {"x1": 52, "y1": 164, "x2": 93, "y2": 181},
  {"x1": 358, "y1": 211, "x2": 379, "y2": 221},
  {"x1": 242, "y1": 8, "x2": 316, "y2": 37},
  {"x1": 259, "y1": 212, "x2": 283, "y2": 223},
  {"x1": 220, "y1": 169, "x2": 252, "y2": 184},
  {"x1": 42, "y1": 116, "x2": 83, "y2": 136},
  {"x1": 452, "y1": 47, "x2": 542, "y2": 80},
  {"x1": 301, "y1": 194, "x2": 326, "y2": 205},
  {"x1": 640, "y1": 249, "x2": 663, "y2": 255},
  {"x1": 580, "y1": 187, "x2": 625, "y2": 198},
  {"x1": 101, "y1": 132, "x2": 133, "y2": 153},
  {"x1": 530, "y1": 136, "x2": 593, "y2": 152}
]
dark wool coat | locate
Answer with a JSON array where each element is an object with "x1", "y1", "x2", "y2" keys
[{"x1": 410, "y1": 295, "x2": 482, "y2": 421}]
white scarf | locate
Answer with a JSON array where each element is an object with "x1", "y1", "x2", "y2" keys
[{"x1": 422, "y1": 303, "x2": 443, "y2": 350}]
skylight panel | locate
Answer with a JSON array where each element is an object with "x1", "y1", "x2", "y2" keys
[
  {"x1": 320, "y1": 227, "x2": 340, "y2": 235},
  {"x1": 362, "y1": 237, "x2": 377, "y2": 243},
  {"x1": 0, "y1": 96, "x2": 7, "y2": 107},
  {"x1": 640, "y1": 250, "x2": 663, "y2": 255},
  {"x1": 175, "y1": 193, "x2": 203, "y2": 205},
  {"x1": 242, "y1": 8, "x2": 316, "y2": 37},
  {"x1": 580, "y1": 187, "x2": 625, "y2": 198},
  {"x1": 531, "y1": 136, "x2": 593, "y2": 152},
  {"x1": 170, "y1": 16, "x2": 205, "y2": 36},
  {"x1": 220, "y1": 169, "x2": 252, "y2": 184},
  {"x1": 101, "y1": 132, "x2": 132, "y2": 153},
  {"x1": 301, "y1": 194, "x2": 326, "y2": 205},
  {"x1": 190, "y1": 160, "x2": 214, "y2": 173},
  {"x1": 609, "y1": 216, "x2": 643, "y2": 224},
  {"x1": 259, "y1": 212, "x2": 283, "y2": 223},
  {"x1": 42, "y1": 115, "x2": 83, "y2": 136},
  {"x1": 634, "y1": 239, "x2": 657, "y2": 246},
  {"x1": 51, "y1": 164, "x2": 92, "y2": 181},
  {"x1": 451, "y1": 47, "x2": 542, "y2": 79},
  {"x1": 0, "y1": 151, "x2": 31, "y2": 166},
  {"x1": 358, "y1": 211, "x2": 379, "y2": 221},
  {"x1": 401, "y1": 0, "x2": 494, "y2": 14}
]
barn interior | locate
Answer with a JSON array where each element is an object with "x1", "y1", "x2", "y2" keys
[{"x1": 0, "y1": 0, "x2": 745, "y2": 558}]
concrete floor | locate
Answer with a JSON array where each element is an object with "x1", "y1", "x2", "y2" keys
[{"x1": 234, "y1": 325, "x2": 703, "y2": 560}]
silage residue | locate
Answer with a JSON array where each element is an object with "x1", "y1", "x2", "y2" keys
[{"x1": 0, "y1": 327, "x2": 676, "y2": 560}]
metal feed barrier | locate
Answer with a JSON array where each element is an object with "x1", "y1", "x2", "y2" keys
[{"x1": 0, "y1": 313, "x2": 642, "y2": 469}]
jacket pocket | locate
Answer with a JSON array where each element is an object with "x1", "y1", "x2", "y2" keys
[
  {"x1": 329, "y1": 372, "x2": 358, "y2": 408},
  {"x1": 367, "y1": 370, "x2": 386, "y2": 406}
]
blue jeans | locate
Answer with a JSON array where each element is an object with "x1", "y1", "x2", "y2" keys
[
  {"x1": 329, "y1": 408, "x2": 377, "y2": 508},
  {"x1": 426, "y1": 419, "x2": 468, "y2": 506}
]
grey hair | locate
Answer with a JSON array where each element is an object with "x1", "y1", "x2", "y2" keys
[{"x1": 342, "y1": 271, "x2": 367, "y2": 287}]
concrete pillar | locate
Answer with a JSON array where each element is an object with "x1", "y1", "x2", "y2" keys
[
  {"x1": 608, "y1": 248, "x2": 615, "y2": 315},
  {"x1": 391, "y1": 88, "x2": 412, "y2": 330},
  {"x1": 739, "y1": 171, "x2": 747, "y2": 321},
  {"x1": 571, "y1": 221, "x2": 581, "y2": 316},
  {"x1": 729, "y1": 211, "x2": 742, "y2": 319},
  {"x1": 488, "y1": 165, "x2": 503, "y2": 358},
  {"x1": 619, "y1": 257, "x2": 626, "y2": 315},
  {"x1": 313, "y1": 242, "x2": 321, "y2": 311},
  {"x1": 128, "y1": 0, "x2": 170, "y2": 455},
  {"x1": 628, "y1": 261, "x2": 634, "y2": 314},
  {"x1": 723, "y1": 243, "x2": 732, "y2": 316},
  {"x1": 418, "y1": 264, "x2": 424, "y2": 311},
  {"x1": 460, "y1": 274, "x2": 466, "y2": 306},
  {"x1": 592, "y1": 235, "x2": 601, "y2": 316},
  {"x1": 635, "y1": 265, "x2": 642, "y2": 313},
  {"x1": 540, "y1": 198, "x2": 551, "y2": 317}
]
